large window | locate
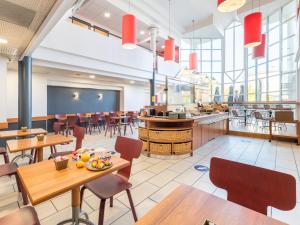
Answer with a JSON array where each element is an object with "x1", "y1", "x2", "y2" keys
[{"x1": 180, "y1": 38, "x2": 222, "y2": 102}]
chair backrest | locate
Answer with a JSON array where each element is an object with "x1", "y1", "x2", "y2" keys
[
  {"x1": 231, "y1": 110, "x2": 239, "y2": 117},
  {"x1": 55, "y1": 114, "x2": 67, "y2": 121},
  {"x1": 254, "y1": 111, "x2": 263, "y2": 119},
  {"x1": 115, "y1": 136, "x2": 143, "y2": 179},
  {"x1": 67, "y1": 115, "x2": 78, "y2": 126},
  {"x1": 91, "y1": 113, "x2": 100, "y2": 123},
  {"x1": 274, "y1": 111, "x2": 294, "y2": 123},
  {"x1": 53, "y1": 122, "x2": 61, "y2": 135},
  {"x1": 209, "y1": 157, "x2": 296, "y2": 215},
  {"x1": 73, "y1": 126, "x2": 85, "y2": 150}
]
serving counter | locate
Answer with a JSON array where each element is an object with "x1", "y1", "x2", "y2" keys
[{"x1": 139, "y1": 113, "x2": 229, "y2": 156}]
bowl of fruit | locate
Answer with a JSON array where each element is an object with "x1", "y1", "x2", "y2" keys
[{"x1": 86, "y1": 155, "x2": 112, "y2": 171}]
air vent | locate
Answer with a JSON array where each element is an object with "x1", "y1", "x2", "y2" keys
[
  {"x1": 0, "y1": 46, "x2": 18, "y2": 59},
  {"x1": 0, "y1": 0, "x2": 36, "y2": 28}
]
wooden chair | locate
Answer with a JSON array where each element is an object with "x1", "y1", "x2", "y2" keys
[
  {"x1": 55, "y1": 114, "x2": 67, "y2": 134},
  {"x1": 0, "y1": 147, "x2": 9, "y2": 164},
  {"x1": 121, "y1": 115, "x2": 133, "y2": 135},
  {"x1": 90, "y1": 114, "x2": 101, "y2": 134},
  {"x1": 66, "y1": 115, "x2": 78, "y2": 135},
  {"x1": 105, "y1": 114, "x2": 121, "y2": 138},
  {"x1": 49, "y1": 126, "x2": 85, "y2": 158},
  {"x1": 0, "y1": 162, "x2": 28, "y2": 205},
  {"x1": 79, "y1": 136, "x2": 143, "y2": 225},
  {"x1": 0, "y1": 206, "x2": 40, "y2": 225},
  {"x1": 77, "y1": 113, "x2": 91, "y2": 134},
  {"x1": 209, "y1": 157, "x2": 296, "y2": 215}
]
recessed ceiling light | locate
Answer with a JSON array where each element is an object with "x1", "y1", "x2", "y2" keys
[
  {"x1": 104, "y1": 12, "x2": 111, "y2": 18},
  {"x1": 161, "y1": 45, "x2": 165, "y2": 49},
  {"x1": 140, "y1": 30, "x2": 145, "y2": 35},
  {"x1": 89, "y1": 75, "x2": 96, "y2": 79},
  {"x1": 130, "y1": 80, "x2": 135, "y2": 84},
  {"x1": 0, "y1": 38, "x2": 8, "y2": 44}
]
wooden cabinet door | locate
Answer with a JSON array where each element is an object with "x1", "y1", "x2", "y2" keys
[{"x1": 202, "y1": 124, "x2": 209, "y2": 145}]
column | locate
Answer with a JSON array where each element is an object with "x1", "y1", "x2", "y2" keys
[
  {"x1": 0, "y1": 56, "x2": 8, "y2": 128},
  {"x1": 18, "y1": 56, "x2": 32, "y2": 129},
  {"x1": 149, "y1": 27, "x2": 158, "y2": 106}
]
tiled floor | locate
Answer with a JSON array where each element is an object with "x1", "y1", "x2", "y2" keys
[{"x1": 0, "y1": 127, "x2": 300, "y2": 225}]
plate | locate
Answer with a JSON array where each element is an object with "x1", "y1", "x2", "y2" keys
[{"x1": 86, "y1": 162, "x2": 113, "y2": 171}]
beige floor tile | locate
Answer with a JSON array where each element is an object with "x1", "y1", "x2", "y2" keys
[
  {"x1": 193, "y1": 180, "x2": 217, "y2": 194},
  {"x1": 0, "y1": 202, "x2": 19, "y2": 218},
  {"x1": 35, "y1": 201, "x2": 57, "y2": 220},
  {"x1": 150, "y1": 181, "x2": 180, "y2": 203},
  {"x1": 213, "y1": 188, "x2": 227, "y2": 199},
  {"x1": 117, "y1": 182, "x2": 159, "y2": 207},
  {"x1": 148, "y1": 170, "x2": 178, "y2": 187},
  {"x1": 147, "y1": 161, "x2": 172, "y2": 174},
  {"x1": 111, "y1": 198, "x2": 157, "y2": 225},
  {"x1": 272, "y1": 203, "x2": 300, "y2": 225},
  {"x1": 174, "y1": 168, "x2": 204, "y2": 185},
  {"x1": 168, "y1": 160, "x2": 193, "y2": 173},
  {"x1": 129, "y1": 170, "x2": 156, "y2": 187},
  {"x1": 131, "y1": 161, "x2": 153, "y2": 174}
]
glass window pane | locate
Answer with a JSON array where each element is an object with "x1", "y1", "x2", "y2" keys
[
  {"x1": 269, "y1": 92, "x2": 280, "y2": 101},
  {"x1": 282, "y1": 55, "x2": 296, "y2": 73},
  {"x1": 269, "y1": 76, "x2": 280, "y2": 92},
  {"x1": 269, "y1": 27, "x2": 280, "y2": 45},
  {"x1": 282, "y1": 1, "x2": 296, "y2": 22},
  {"x1": 225, "y1": 28, "x2": 234, "y2": 71},
  {"x1": 212, "y1": 39, "x2": 222, "y2": 49},
  {"x1": 201, "y1": 39, "x2": 211, "y2": 49},
  {"x1": 235, "y1": 24, "x2": 244, "y2": 70},
  {"x1": 282, "y1": 36, "x2": 296, "y2": 56},
  {"x1": 269, "y1": 43, "x2": 280, "y2": 60},
  {"x1": 282, "y1": 73, "x2": 296, "y2": 91},
  {"x1": 181, "y1": 39, "x2": 191, "y2": 49},
  {"x1": 202, "y1": 50, "x2": 211, "y2": 61},
  {"x1": 268, "y1": 60, "x2": 280, "y2": 76},
  {"x1": 180, "y1": 50, "x2": 190, "y2": 61},
  {"x1": 202, "y1": 62, "x2": 211, "y2": 72},
  {"x1": 212, "y1": 50, "x2": 222, "y2": 61},
  {"x1": 212, "y1": 61, "x2": 222, "y2": 72},
  {"x1": 269, "y1": 11, "x2": 280, "y2": 30},
  {"x1": 257, "y1": 64, "x2": 267, "y2": 78},
  {"x1": 283, "y1": 19, "x2": 296, "y2": 38}
]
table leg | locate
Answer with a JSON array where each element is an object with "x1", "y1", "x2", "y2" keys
[
  {"x1": 57, "y1": 187, "x2": 94, "y2": 225},
  {"x1": 244, "y1": 109, "x2": 247, "y2": 126},
  {"x1": 36, "y1": 147, "x2": 44, "y2": 162}
]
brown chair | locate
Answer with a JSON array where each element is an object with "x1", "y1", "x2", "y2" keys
[
  {"x1": 90, "y1": 114, "x2": 101, "y2": 134},
  {"x1": 254, "y1": 111, "x2": 270, "y2": 128},
  {"x1": 0, "y1": 206, "x2": 40, "y2": 225},
  {"x1": 121, "y1": 115, "x2": 133, "y2": 135},
  {"x1": 105, "y1": 114, "x2": 121, "y2": 138},
  {"x1": 66, "y1": 115, "x2": 78, "y2": 135},
  {"x1": 77, "y1": 113, "x2": 90, "y2": 134},
  {"x1": 49, "y1": 126, "x2": 85, "y2": 158},
  {"x1": 209, "y1": 157, "x2": 296, "y2": 215},
  {"x1": 274, "y1": 110, "x2": 294, "y2": 130},
  {"x1": 0, "y1": 162, "x2": 28, "y2": 205},
  {"x1": 0, "y1": 147, "x2": 9, "y2": 164},
  {"x1": 55, "y1": 114, "x2": 67, "y2": 133},
  {"x1": 79, "y1": 136, "x2": 143, "y2": 225}
]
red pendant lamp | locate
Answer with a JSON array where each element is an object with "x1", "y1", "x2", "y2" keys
[
  {"x1": 164, "y1": 38, "x2": 175, "y2": 62},
  {"x1": 217, "y1": 0, "x2": 246, "y2": 12},
  {"x1": 253, "y1": 33, "x2": 266, "y2": 58},
  {"x1": 122, "y1": 14, "x2": 136, "y2": 49},
  {"x1": 189, "y1": 20, "x2": 197, "y2": 70},
  {"x1": 164, "y1": 0, "x2": 175, "y2": 62},
  {"x1": 244, "y1": 12, "x2": 262, "y2": 48}
]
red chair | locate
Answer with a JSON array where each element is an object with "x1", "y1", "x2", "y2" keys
[
  {"x1": 96, "y1": 112, "x2": 106, "y2": 131},
  {"x1": 104, "y1": 114, "x2": 121, "y2": 138},
  {"x1": 55, "y1": 114, "x2": 67, "y2": 134},
  {"x1": 0, "y1": 162, "x2": 28, "y2": 205},
  {"x1": 121, "y1": 115, "x2": 133, "y2": 135},
  {"x1": 79, "y1": 136, "x2": 143, "y2": 225},
  {"x1": 66, "y1": 115, "x2": 78, "y2": 135},
  {"x1": 0, "y1": 147, "x2": 9, "y2": 164},
  {"x1": 90, "y1": 114, "x2": 101, "y2": 134},
  {"x1": 209, "y1": 157, "x2": 296, "y2": 215},
  {"x1": 0, "y1": 206, "x2": 40, "y2": 225},
  {"x1": 49, "y1": 126, "x2": 85, "y2": 158}
]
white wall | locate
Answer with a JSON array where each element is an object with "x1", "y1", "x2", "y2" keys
[
  {"x1": 5, "y1": 70, "x2": 148, "y2": 118},
  {"x1": 0, "y1": 56, "x2": 8, "y2": 123}
]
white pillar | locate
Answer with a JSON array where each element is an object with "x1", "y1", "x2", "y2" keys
[{"x1": 0, "y1": 56, "x2": 8, "y2": 124}]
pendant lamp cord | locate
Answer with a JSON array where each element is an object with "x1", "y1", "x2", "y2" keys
[
  {"x1": 129, "y1": 0, "x2": 131, "y2": 13},
  {"x1": 192, "y1": 20, "x2": 195, "y2": 49},
  {"x1": 168, "y1": 0, "x2": 171, "y2": 36}
]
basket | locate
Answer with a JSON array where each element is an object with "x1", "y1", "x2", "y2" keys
[
  {"x1": 54, "y1": 158, "x2": 69, "y2": 170},
  {"x1": 37, "y1": 135, "x2": 44, "y2": 142}
]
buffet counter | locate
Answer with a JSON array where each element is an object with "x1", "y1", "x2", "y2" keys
[{"x1": 139, "y1": 113, "x2": 229, "y2": 157}]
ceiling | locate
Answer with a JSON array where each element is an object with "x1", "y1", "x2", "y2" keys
[
  {"x1": 76, "y1": 0, "x2": 166, "y2": 51},
  {"x1": 0, "y1": 0, "x2": 58, "y2": 60}
]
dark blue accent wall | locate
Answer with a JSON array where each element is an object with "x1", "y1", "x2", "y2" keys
[{"x1": 47, "y1": 86, "x2": 120, "y2": 115}]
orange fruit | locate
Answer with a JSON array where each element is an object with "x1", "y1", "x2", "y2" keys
[
  {"x1": 76, "y1": 160, "x2": 84, "y2": 168},
  {"x1": 81, "y1": 153, "x2": 90, "y2": 162}
]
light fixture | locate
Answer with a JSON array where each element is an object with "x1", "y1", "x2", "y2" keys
[
  {"x1": 73, "y1": 92, "x2": 79, "y2": 100},
  {"x1": 130, "y1": 80, "x2": 135, "y2": 84},
  {"x1": 217, "y1": 0, "x2": 246, "y2": 12},
  {"x1": 189, "y1": 20, "x2": 197, "y2": 70},
  {"x1": 104, "y1": 12, "x2": 111, "y2": 18},
  {"x1": 122, "y1": 0, "x2": 136, "y2": 49},
  {"x1": 161, "y1": 45, "x2": 165, "y2": 49},
  {"x1": 244, "y1": 12, "x2": 262, "y2": 48},
  {"x1": 164, "y1": 0, "x2": 175, "y2": 62},
  {"x1": 0, "y1": 38, "x2": 8, "y2": 44},
  {"x1": 253, "y1": 33, "x2": 266, "y2": 58},
  {"x1": 89, "y1": 75, "x2": 95, "y2": 79},
  {"x1": 140, "y1": 30, "x2": 145, "y2": 35},
  {"x1": 98, "y1": 93, "x2": 103, "y2": 100}
]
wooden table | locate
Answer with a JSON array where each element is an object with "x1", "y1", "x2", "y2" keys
[
  {"x1": 135, "y1": 185, "x2": 286, "y2": 225},
  {"x1": 7, "y1": 135, "x2": 72, "y2": 162},
  {"x1": 17, "y1": 156, "x2": 130, "y2": 225},
  {"x1": 0, "y1": 128, "x2": 47, "y2": 139}
]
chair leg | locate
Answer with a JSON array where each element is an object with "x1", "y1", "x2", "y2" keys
[
  {"x1": 110, "y1": 197, "x2": 113, "y2": 207},
  {"x1": 80, "y1": 186, "x2": 86, "y2": 210},
  {"x1": 126, "y1": 189, "x2": 137, "y2": 222},
  {"x1": 124, "y1": 125, "x2": 127, "y2": 136},
  {"x1": 130, "y1": 125, "x2": 133, "y2": 134},
  {"x1": 3, "y1": 152, "x2": 9, "y2": 164},
  {"x1": 16, "y1": 174, "x2": 28, "y2": 205},
  {"x1": 98, "y1": 199, "x2": 106, "y2": 225}
]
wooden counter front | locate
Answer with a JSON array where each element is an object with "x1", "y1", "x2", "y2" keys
[{"x1": 139, "y1": 113, "x2": 228, "y2": 156}]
